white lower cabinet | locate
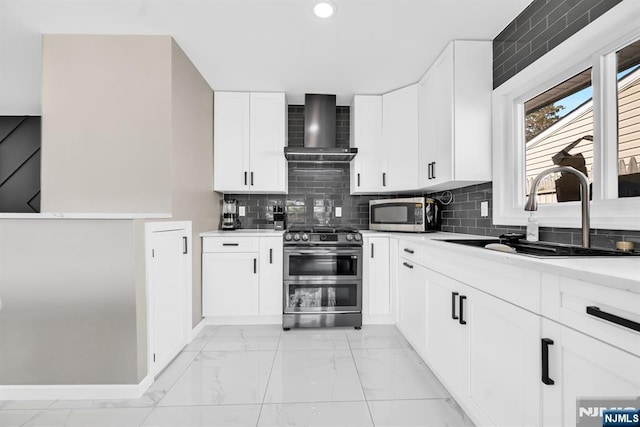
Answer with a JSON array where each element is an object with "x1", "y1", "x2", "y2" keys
[
  {"x1": 363, "y1": 236, "x2": 391, "y2": 321},
  {"x1": 397, "y1": 257, "x2": 427, "y2": 358},
  {"x1": 202, "y1": 251, "x2": 259, "y2": 316},
  {"x1": 541, "y1": 318, "x2": 640, "y2": 427},
  {"x1": 202, "y1": 235, "x2": 282, "y2": 320},
  {"x1": 424, "y1": 269, "x2": 540, "y2": 427}
]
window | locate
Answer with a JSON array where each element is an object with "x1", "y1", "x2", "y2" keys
[
  {"x1": 524, "y1": 68, "x2": 593, "y2": 204},
  {"x1": 616, "y1": 39, "x2": 640, "y2": 198},
  {"x1": 492, "y1": 1, "x2": 640, "y2": 231}
]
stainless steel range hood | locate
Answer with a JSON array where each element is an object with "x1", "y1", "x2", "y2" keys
[{"x1": 284, "y1": 94, "x2": 357, "y2": 163}]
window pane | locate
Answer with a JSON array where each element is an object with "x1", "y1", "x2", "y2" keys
[
  {"x1": 616, "y1": 39, "x2": 640, "y2": 198},
  {"x1": 524, "y1": 68, "x2": 593, "y2": 204}
]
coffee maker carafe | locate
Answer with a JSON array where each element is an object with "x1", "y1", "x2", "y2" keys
[{"x1": 221, "y1": 199, "x2": 241, "y2": 230}]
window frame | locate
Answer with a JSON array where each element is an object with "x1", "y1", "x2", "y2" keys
[{"x1": 492, "y1": 1, "x2": 640, "y2": 231}]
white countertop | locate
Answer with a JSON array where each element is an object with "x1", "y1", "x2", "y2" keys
[
  {"x1": 362, "y1": 230, "x2": 640, "y2": 293},
  {"x1": 200, "y1": 229, "x2": 284, "y2": 237}
]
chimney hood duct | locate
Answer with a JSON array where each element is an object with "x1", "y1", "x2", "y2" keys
[{"x1": 284, "y1": 94, "x2": 357, "y2": 163}]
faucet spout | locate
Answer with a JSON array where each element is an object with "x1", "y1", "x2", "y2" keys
[{"x1": 524, "y1": 165, "x2": 591, "y2": 248}]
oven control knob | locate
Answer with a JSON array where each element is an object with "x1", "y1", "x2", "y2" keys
[
  {"x1": 293, "y1": 233, "x2": 300, "y2": 241},
  {"x1": 301, "y1": 233, "x2": 309, "y2": 241},
  {"x1": 284, "y1": 233, "x2": 292, "y2": 241},
  {"x1": 354, "y1": 234, "x2": 362, "y2": 241},
  {"x1": 346, "y1": 234, "x2": 353, "y2": 241}
]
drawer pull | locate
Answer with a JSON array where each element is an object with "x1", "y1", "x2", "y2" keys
[
  {"x1": 402, "y1": 262, "x2": 414, "y2": 269},
  {"x1": 222, "y1": 243, "x2": 239, "y2": 247},
  {"x1": 451, "y1": 292, "x2": 459, "y2": 320},
  {"x1": 541, "y1": 338, "x2": 555, "y2": 385},
  {"x1": 459, "y1": 295, "x2": 467, "y2": 325},
  {"x1": 403, "y1": 248, "x2": 414, "y2": 254},
  {"x1": 586, "y1": 306, "x2": 640, "y2": 332}
]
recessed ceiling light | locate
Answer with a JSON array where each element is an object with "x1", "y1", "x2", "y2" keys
[{"x1": 314, "y1": 1, "x2": 335, "y2": 18}]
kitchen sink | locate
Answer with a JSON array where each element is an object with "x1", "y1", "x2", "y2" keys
[{"x1": 438, "y1": 238, "x2": 640, "y2": 257}]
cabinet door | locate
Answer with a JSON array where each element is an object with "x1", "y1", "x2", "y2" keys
[
  {"x1": 249, "y1": 93, "x2": 287, "y2": 193},
  {"x1": 542, "y1": 319, "x2": 640, "y2": 427},
  {"x1": 418, "y1": 68, "x2": 438, "y2": 187},
  {"x1": 363, "y1": 237, "x2": 390, "y2": 316},
  {"x1": 382, "y1": 84, "x2": 419, "y2": 191},
  {"x1": 431, "y1": 47, "x2": 453, "y2": 187},
  {"x1": 213, "y1": 92, "x2": 251, "y2": 192},
  {"x1": 259, "y1": 236, "x2": 283, "y2": 315},
  {"x1": 149, "y1": 228, "x2": 188, "y2": 377},
  {"x1": 466, "y1": 286, "x2": 541, "y2": 427},
  {"x1": 424, "y1": 269, "x2": 466, "y2": 398},
  {"x1": 397, "y1": 259, "x2": 427, "y2": 357},
  {"x1": 350, "y1": 95, "x2": 383, "y2": 194},
  {"x1": 202, "y1": 252, "x2": 259, "y2": 316}
]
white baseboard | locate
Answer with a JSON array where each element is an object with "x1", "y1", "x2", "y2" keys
[
  {"x1": 205, "y1": 315, "x2": 282, "y2": 325},
  {"x1": 0, "y1": 375, "x2": 153, "y2": 401},
  {"x1": 189, "y1": 318, "x2": 207, "y2": 341}
]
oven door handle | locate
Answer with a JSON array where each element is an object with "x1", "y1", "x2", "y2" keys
[{"x1": 285, "y1": 249, "x2": 362, "y2": 256}]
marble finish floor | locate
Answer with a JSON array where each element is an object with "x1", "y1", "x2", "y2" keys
[{"x1": 0, "y1": 325, "x2": 474, "y2": 426}]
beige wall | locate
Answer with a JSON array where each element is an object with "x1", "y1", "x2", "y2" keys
[
  {"x1": 0, "y1": 36, "x2": 219, "y2": 387},
  {"x1": 170, "y1": 40, "x2": 219, "y2": 326},
  {"x1": 0, "y1": 220, "x2": 139, "y2": 385},
  {"x1": 41, "y1": 35, "x2": 173, "y2": 214}
]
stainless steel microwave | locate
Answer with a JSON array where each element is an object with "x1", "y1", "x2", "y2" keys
[{"x1": 369, "y1": 197, "x2": 442, "y2": 232}]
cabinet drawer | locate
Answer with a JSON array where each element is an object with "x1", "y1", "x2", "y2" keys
[
  {"x1": 202, "y1": 237, "x2": 258, "y2": 253},
  {"x1": 398, "y1": 240, "x2": 425, "y2": 266},
  {"x1": 555, "y1": 277, "x2": 640, "y2": 357}
]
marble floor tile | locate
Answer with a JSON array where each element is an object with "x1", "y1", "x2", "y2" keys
[
  {"x1": 347, "y1": 325, "x2": 403, "y2": 338},
  {"x1": 22, "y1": 408, "x2": 152, "y2": 427},
  {"x1": 263, "y1": 349, "x2": 364, "y2": 404},
  {"x1": 204, "y1": 334, "x2": 280, "y2": 352},
  {"x1": 214, "y1": 325, "x2": 282, "y2": 338},
  {"x1": 0, "y1": 400, "x2": 54, "y2": 410},
  {"x1": 368, "y1": 399, "x2": 475, "y2": 427},
  {"x1": 158, "y1": 351, "x2": 275, "y2": 406},
  {"x1": 0, "y1": 410, "x2": 40, "y2": 427},
  {"x1": 352, "y1": 348, "x2": 450, "y2": 400},
  {"x1": 346, "y1": 327, "x2": 409, "y2": 349},
  {"x1": 141, "y1": 404, "x2": 261, "y2": 427},
  {"x1": 183, "y1": 327, "x2": 217, "y2": 352},
  {"x1": 278, "y1": 329, "x2": 350, "y2": 350},
  {"x1": 47, "y1": 352, "x2": 200, "y2": 410},
  {"x1": 258, "y1": 402, "x2": 373, "y2": 427}
]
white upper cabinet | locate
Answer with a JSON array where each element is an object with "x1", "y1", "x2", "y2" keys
[
  {"x1": 418, "y1": 40, "x2": 492, "y2": 191},
  {"x1": 214, "y1": 92, "x2": 287, "y2": 194},
  {"x1": 349, "y1": 85, "x2": 419, "y2": 194},
  {"x1": 382, "y1": 84, "x2": 420, "y2": 192},
  {"x1": 350, "y1": 95, "x2": 383, "y2": 194}
]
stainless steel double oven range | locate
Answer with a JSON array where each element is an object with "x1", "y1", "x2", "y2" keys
[{"x1": 282, "y1": 226, "x2": 363, "y2": 330}]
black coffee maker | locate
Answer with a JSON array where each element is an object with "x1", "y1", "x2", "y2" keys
[
  {"x1": 273, "y1": 205, "x2": 286, "y2": 230},
  {"x1": 221, "y1": 199, "x2": 241, "y2": 230}
]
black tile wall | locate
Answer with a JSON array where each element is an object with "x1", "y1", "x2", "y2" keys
[
  {"x1": 225, "y1": 106, "x2": 391, "y2": 230},
  {"x1": 493, "y1": 0, "x2": 623, "y2": 89},
  {"x1": 430, "y1": 182, "x2": 640, "y2": 250}
]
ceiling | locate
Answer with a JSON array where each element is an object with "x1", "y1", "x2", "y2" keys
[{"x1": 0, "y1": 0, "x2": 532, "y2": 114}]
